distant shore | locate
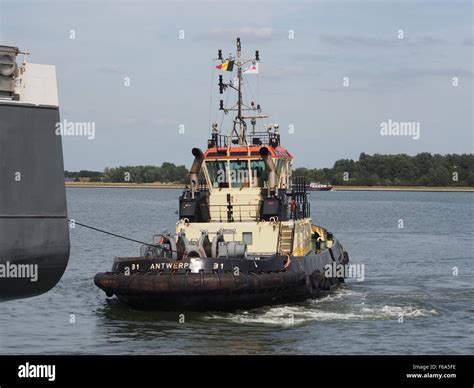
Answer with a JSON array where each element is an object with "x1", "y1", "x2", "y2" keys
[
  {"x1": 65, "y1": 182, "x2": 474, "y2": 192},
  {"x1": 331, "y1": 186, "x2": 474, "y2": 192},
  {"x1": 65, "y1": 182, "x2": 184, "y2": 189}
]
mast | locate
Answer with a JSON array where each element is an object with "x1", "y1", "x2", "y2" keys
[
  {"x1": 215, "y1": 37, "x2": 267, "y2": 147},
  {"x1": 236, "y1": 37, "x2": 244, "y2": 144}
]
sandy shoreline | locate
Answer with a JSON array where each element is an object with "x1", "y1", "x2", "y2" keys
[{"x1": 65, "y1": 182, "x2": 474, "y2": 192}]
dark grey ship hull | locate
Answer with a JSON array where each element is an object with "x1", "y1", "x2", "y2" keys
[{"x1": 0, "y1": 103, "x2": 70, "y2": 300}]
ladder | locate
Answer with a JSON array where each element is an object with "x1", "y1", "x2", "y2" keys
[{"x1": 279, "y1": 223, "x2": 294, "y2": 254}]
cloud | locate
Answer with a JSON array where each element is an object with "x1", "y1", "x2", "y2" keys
[
  {"x1": 380, "y1": 67, "x2": 472, "y2": 79},
  {"x1": 206, "y1": 27, "x2": 274, "y2": 40},
  {"x1": 97, "y1": 64, "x2": 121, "y2": 73},
  {"x1": 262, "y1": 64, "x2": 317, "y2": 78},
  {"x1": 462, "y1": 37, "x2": 473, "y2": 46},
  {"x1": 110, "y1": 116, "x2": 177, "y2": 128},
  {"x1": 292, "y1": 52, "x2": 337, "y2": 62},
  {"x1": 320, "y1": 34, "x2": 444, "y2": 48},
  {"x1": 320, "y1": 34, "x2": 392, "y2": 47},
  {"x1": 316, "y1": 86, "x2": 387, "y2": 94},
  {"x1": 405, "y1": 36, "x2": 445, "y2": 47},
  {"x1": 314, "y1": 66, "x2": 473, "y2": 94},
  {"x1": 351, "y1": 67, "x2": 472, "y2": 92}
]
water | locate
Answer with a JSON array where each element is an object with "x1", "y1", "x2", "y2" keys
[{"x1": 1, "y1": 189, "x2": 473, "y2": 354}]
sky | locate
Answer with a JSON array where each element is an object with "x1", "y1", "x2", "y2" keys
[{"x1": 0, "y1": 0, "x2": 472, "y2": 170}]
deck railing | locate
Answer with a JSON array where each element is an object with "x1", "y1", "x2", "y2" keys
[
  {"x1": 208, "y1": 132, "x2": 280, "y2": 148},
  {"x1": 208, "y1": 203, "x2": 261, "y2": 222}
]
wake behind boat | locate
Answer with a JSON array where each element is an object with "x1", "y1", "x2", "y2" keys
[{"x1": 94, "y1": 38, "x2": 349, "y2": 311}]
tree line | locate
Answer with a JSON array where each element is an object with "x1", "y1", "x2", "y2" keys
[
  {"x1": 294, "y1": 153, "x2": 474, "y2": 186},
  {"x1": 65, "y1": 162, "x2": 189, "y2": 183},
  {"x1": 65, "y1": 153, "x2": 474, "y2": 186}
]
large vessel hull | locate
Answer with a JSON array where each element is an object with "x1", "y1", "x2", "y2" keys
[{"x1": 0, "y1": 103, "x2": 70, "y2": 300}]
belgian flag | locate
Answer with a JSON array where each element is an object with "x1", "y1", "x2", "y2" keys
[{"x1": 216, "y1": 60, "x2": 234, "y2": 72}]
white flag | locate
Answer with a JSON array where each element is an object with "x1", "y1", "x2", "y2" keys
[{"x1": 243, "y1": 62, "x2": 259, "y2": 74}]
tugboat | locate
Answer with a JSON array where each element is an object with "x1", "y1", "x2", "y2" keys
[{"x1": 94, "y1": 38, "x2": 349, "y2": 311}]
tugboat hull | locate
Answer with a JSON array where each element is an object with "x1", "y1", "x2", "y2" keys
[
  {"x1": 95, "y1": 271, "x2": 309, "y2": 311},
  {"x1": 94, "y1": 239, "x2": 348, "y2": 311}
]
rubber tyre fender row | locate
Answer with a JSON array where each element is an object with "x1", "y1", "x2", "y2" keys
[{"x1": 310, "y1": 270, "x2": 331, "y2": 291}]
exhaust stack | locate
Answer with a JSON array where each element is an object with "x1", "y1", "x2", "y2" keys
[{"x1": 190, "y1": 148, "x2": 204, "y2": 192}]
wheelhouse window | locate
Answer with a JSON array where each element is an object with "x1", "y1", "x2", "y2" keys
[
  {"x1": 276, "y1": 158, "x2": 285, "y2": 177},
  {"x1": 229, "y1": 160, "x2": 249, "y2": 188},
  {"x1": 205, "y1": 159, "x2": 269, "y2": 188},
  {"x1": 206, "y1": 160, "x2": 229, "y2": 188},
  {"x1": 250, "y1": 160, "x2": 266, "y2": 187},
  {"x1": 275, "y1": 158, "x2": 287, "y2": 188}
]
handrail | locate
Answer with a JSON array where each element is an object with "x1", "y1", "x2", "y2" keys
[
  {"x1": 276, "y1": 221, "x2": 282, "y2": 254},
  {"x1": 289, "y1": 221, "x2": 296, "y2": 256},
  {"x1": 207, "y1": 203, "x2": 260, "y2": 222},
  {"x1": 208, "y1": 132, "x2": 280, "y2": 148}
]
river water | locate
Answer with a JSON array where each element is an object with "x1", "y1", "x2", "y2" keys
[{"x1": 1, "y1": 189, "x2": 472, "y2": 354}]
